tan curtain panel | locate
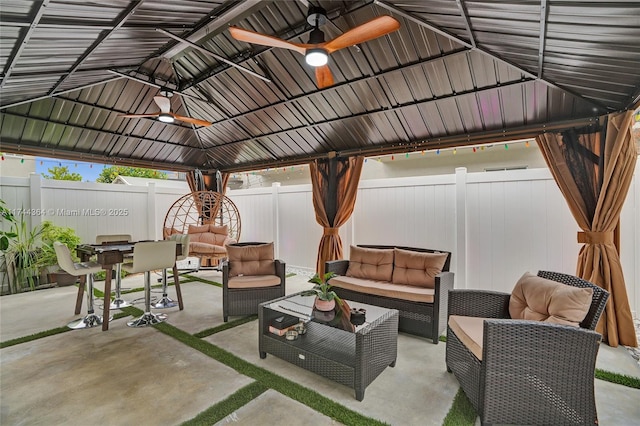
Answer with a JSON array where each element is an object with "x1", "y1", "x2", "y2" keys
[
  {"x1": 536, "y1": 110, "x2": 638, "y2": 347},
  {"x1": 309, "y1": 156, "x2": 364, "y2": 276}
]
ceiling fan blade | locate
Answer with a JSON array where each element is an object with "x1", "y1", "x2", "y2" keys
[
  {"x1": 324, "y1": 16, "x2": 400, "y2": 53},
  {"x1": 229, "y1": 27, "x2": 307, "y2": 55},
  {"x1": 172, "y1": 113, "x2": 212, "y2": 127},
  {"x1": 119, "y1": 113, "x2": 161, "y2": 118},
  {"x1": 153, "y1": 96, "x2": 172, "y2": 113},
  {"x1": 315, "y1": 65, "x2": 334, "y2": 88}
]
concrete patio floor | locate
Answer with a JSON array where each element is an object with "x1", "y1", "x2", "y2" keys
[{"x1": 1, "y1": 270, "x2": 639, "y2": 425}]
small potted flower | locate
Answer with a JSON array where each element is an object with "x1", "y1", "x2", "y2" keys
[{"x1": 302, "y1": 271, "x2": 341, "y2": 311}]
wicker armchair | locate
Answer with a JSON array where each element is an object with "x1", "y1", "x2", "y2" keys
[
  {"x1": 445, "y1": 270, "x2": 609, "y2": 426},
  {"x1": 222, "y1": 242, "x2": 285, "y2": 322}
]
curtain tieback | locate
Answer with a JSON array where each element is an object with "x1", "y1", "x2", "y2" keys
[
  {"x1": 577, "y1": 231, "x2": 614, "y2": 244},
  {"x1": 323, "y1": 227, "x2": 339, "y2": 236}
]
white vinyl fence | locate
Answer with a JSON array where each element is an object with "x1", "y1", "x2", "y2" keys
[{"x1": 1, "y1": 167, "x2": 638, "y2": 316}]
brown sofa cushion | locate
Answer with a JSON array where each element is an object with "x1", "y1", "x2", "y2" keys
[
  {"x1": 509, "y1": 272, "x2": 593, "y2": 326},
  {"x1": 189, "y1": 232, "x2": 228, "y2": 246},
  {"x1": 392, "y1": 248, "x2": 448, "y2": 288},
  {"x1": 209, "y1": 224, "x2": 228, "y2": 235},
  {"x1": 189, "y1": 242, "x2": 228, "y2": 255},
  {"x1": 228, "y1": 275, "x2": 281, "y2": 288},
  {"x1": 346, "y1": 246, "x2": 394, "y2": 282},
  {"x1": 448, "y1": 315, "x2": 486, "y2": 360},
  {"x1": 188, "y1": 224, "x2": 209, "y2": 234},
  {"x1": 329, "y1": 275, "x2": 435, "y2": 303},
  {"x1": 227, "y1": 243, "x2": 276, "y2": 277}
]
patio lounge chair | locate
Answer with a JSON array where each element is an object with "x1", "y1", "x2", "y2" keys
[
  {"x1": 445, "y1": 270, "x2": 609, "y2": 425},
  {"x1": 222, "y1": 242, "x2": 285, "y2": 322}
]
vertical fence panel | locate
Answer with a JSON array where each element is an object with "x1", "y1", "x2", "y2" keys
[
  {"x1": 228, "y1": 188, "x2": 274, "y2": 243},
  {"x1": 0, "y1": 177, "x2": 31, "y2": 230},
  {"x1": 277, "y1": 185, "x2": 322, "y2": 272}
]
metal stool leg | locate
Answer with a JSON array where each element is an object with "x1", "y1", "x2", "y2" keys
[
  {"x1": 154, "y1": 268, "x2": 177, "y2": 309},
  {"x1": 127, "y1": 271, "x2": 168, "y2": 327},
  {"x1": 68, "y1": 273, "x2": 112, "y2": 329},
  {"x1": 110, "y1": 263, "x2": 131, "y2": 309}
]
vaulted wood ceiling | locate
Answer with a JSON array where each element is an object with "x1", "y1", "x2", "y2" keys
[{"x1": 1, "y1": 0, "x2": 639, "y2": 173}]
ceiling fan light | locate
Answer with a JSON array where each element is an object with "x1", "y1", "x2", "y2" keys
[
  {"x1": 158, "y1": 113, "x2": 175, "y2": 123},
  {"x1": 305, "y1": 48, "x2": 328, "y2": 67}
]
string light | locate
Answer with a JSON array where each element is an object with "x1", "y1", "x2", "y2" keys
[
  {"x1": 504, "y1": 144, "x2": 509, "y2": 150},
  {"x1": 472, "y1": 147, "x2": 477, "y2": 153},
  {"x1": 20, "y1": 158, "x2": 25, "y2": 163},
  {"x1": 405, "y1": 153, "x2": 409, "y2": 158},
  {"x1": 391, "y1": 155, "x2": 395, "y2": 160},
  {"x1": 436, "y1": 149, "x2": 440, "y2": 155},
  {"x1": 453, "y1": 148, "x2": 457, "y2": 155},
  {"x1": 525, "y1": 141, "x2": 530, "y2": 147},
  {"x1": 421, "y1": 150, "x2": 425, "y2": 155}
]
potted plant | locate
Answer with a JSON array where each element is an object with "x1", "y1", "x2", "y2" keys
[
  {"x1": 302, "y1": 271, "x2": 341, "y2": 311},
  {"x1": 2, "y1": 206, "x2": 44, "y2": 293},
  {"x1": 36, "y1": 221, "x2": 81, "y2": 286}
]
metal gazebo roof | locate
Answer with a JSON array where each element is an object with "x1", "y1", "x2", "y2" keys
[{"x1": 1, "y1": 0, "x2": 639, "y2": 173}]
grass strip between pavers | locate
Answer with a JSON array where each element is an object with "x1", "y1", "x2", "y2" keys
[
  {"x1": 442, "y1": 388, "x2": 477, "y2": 426},
  {"x1": 0, "y1": 311, "x2": 130, "y2": 349},
  {"x1": 0, "y1": 326, "x2": 71, "y2": 348},
  {"x1": 181, "y1": 381, "x2": 268, "y2": 426},
  {"x1": 153, "y1": 320, "x2": 388, "y2": 426},
  {"x1": 120, "y1": 278, "x2": 196, "y2": 295},
  {"x1": 193, "y1": 315, "x2": 258, "y2": 338},
  {"x1": 182, "y1": 274, "x2": 222, "y2": 287},
  {"x1": 595, "y1": 369, "x2": 640, "y2": 389}
]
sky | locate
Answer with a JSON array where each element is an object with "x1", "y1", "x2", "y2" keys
[{"x1": 35, "y1": 157, "x2": 106, "y2": 182}]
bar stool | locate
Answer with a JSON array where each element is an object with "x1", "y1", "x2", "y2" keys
[
  {"x1": 95, "y1": 234, "x2": 132, "y2": 309},
  {"x1": 122, "y1": 240, "x2": 177, "y2": 327},
  {"x1": 155, "y1": 233, "x2": 190, "y2": 310},
  {"x1": 54, "y1": 242, "x2": 108, "y2": 329}
]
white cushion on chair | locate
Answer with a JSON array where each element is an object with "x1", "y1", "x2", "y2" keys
[
  {"x1": 54, "y1": 242, "x2": 102, "y2": 276},
  {"x1": 122, "y1": 241, "x2": 177, "y2": 274}
]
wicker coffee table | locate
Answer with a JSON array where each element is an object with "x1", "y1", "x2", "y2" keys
[{"x1": 258, "y1": 292, "x2": 399, "y2": 401}]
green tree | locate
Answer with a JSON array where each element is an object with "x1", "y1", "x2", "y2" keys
[
  {"x1": 96, "y1": 166, "x2": 167, "y2": 183},
  {"x1": 42, "y1": 166, "x2": 82, "y2": 181}
]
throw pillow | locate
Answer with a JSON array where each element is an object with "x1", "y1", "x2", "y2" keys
[
  {"x1": 188, "y1": 224, "x2": 209, "y2": 234},
  {"x1": 209, "y1": 224, "x2": 228, "y2": 235},
  {"x1": 228, "y1": 242, "x2": 275, "y2": 276},
  {"x1": 391, "y1": 248, "x2": 448, "y2": 288},
  {"x1": 509, "y1": 272, "x2": 594, "y2": 326},
  {"x1": 346, "y1": 246, "x2": 394, "y2": 282}
]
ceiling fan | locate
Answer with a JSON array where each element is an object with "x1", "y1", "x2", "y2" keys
[
  {"x1": 119, "y1": 91, "x2": 212, "y2": 127},
  {"x1": 228, "y1": 6, "x2": 400, "y2": 88}
]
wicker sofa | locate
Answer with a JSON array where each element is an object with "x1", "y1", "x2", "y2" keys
[
  {"x1": 446, "y1": 270, "x2": 609, "y2": 426},
  {"x1": 326, "y1": 245, "x2": 454, "y2": 344}
]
